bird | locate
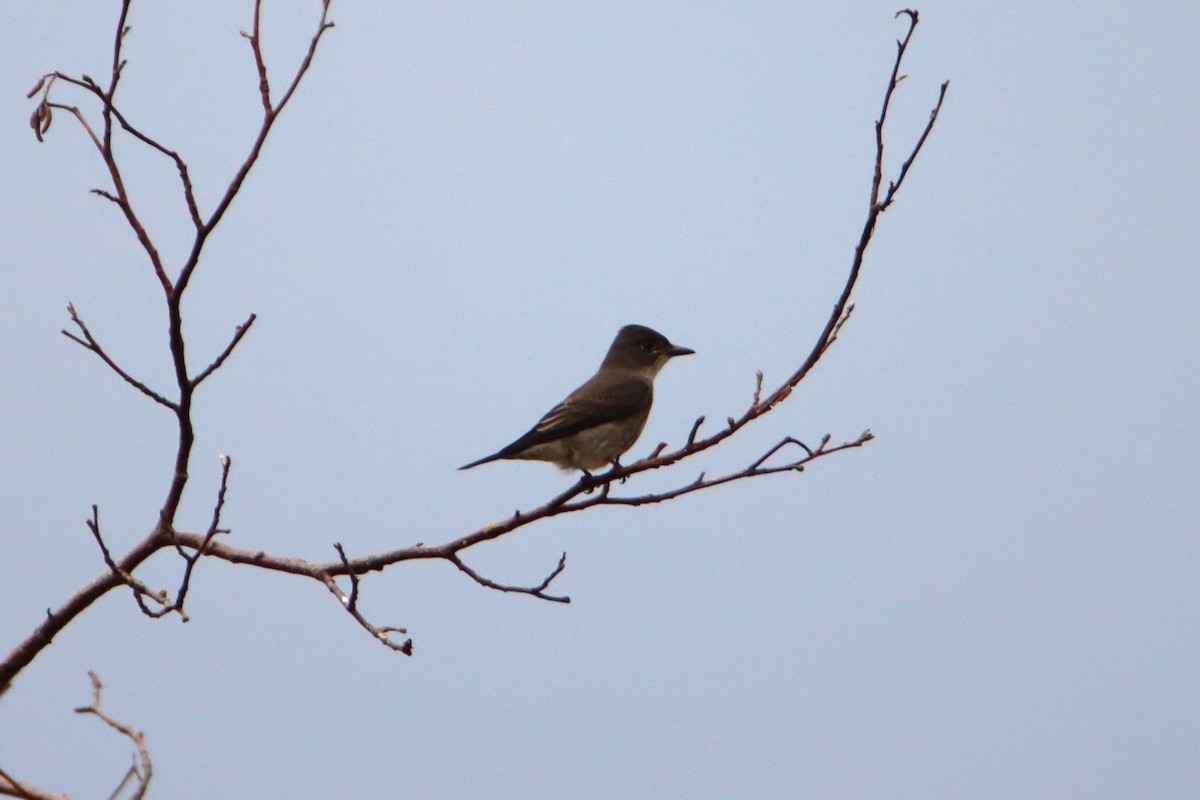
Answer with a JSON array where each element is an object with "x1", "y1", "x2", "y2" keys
[{"x1": 460, "y1": 324, "x2": 694, "y2": 474}]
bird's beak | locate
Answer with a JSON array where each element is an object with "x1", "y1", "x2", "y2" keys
[{"x1": 667, "y1": 344, "x2": 695, "y2": 357}]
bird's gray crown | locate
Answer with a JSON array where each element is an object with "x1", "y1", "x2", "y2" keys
[{"x1": 601, "y1": 324, "x2": 694, "y2": 372}]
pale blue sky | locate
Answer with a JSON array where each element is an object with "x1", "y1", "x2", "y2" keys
[{"x1": 3, "y1": 3, "x2": 1199, "y2": 798}]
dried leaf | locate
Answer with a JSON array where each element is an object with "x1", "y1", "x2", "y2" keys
[
  {"x1": 29, "y1": 104, "x2": 47, "y2": 142},
  {"x1": 26, "y1": 75, "x2": 45, "y2": 99}
]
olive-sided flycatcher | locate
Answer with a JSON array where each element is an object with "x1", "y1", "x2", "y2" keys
[{"x1": 460, "y1": 324, "x2": 694, "y2": 473}]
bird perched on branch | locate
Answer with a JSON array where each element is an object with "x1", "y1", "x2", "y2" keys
[{"x1": 460, "y1": 324, "x2": 694, "y2": 474}]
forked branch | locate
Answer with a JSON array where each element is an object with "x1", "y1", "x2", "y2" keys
[
  {"x1": 0, "y1": 674, "x2": 153, "y2": 800},
  {"x1": 2, "y1": 1, "x2": 336, "y2": 691},
  {"x1": 74, "y1": 672, "x2": 152, "y2": 800}
]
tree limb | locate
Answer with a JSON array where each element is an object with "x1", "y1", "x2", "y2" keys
[
  {"x1": 62, "y1": 304, "x2": 176, "y2": 410},
  {"x1": 74, "y1": 672, "x2": 152, "y2": 800}
]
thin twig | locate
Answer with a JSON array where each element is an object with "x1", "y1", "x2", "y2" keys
[
  {"x1": 319, "y1": 566, "x2": 413, "y2": 655},
  {"x1": 84, "y1": 505, "x2": 173, "y2": 618},
  {"x1": 0, "y1": 766, "x2": 65, "y2": 800},
  {"x1": 879, "y1": 79, "x2": 949, "y2": 211},
  {"x1": 195, "y1": 0, "x2": 334, "y2": 259},
  {"x1": 104, "y1": 103, "x2": 203, "y2": 230},
  {"x1": 0, "y1": 772, "x2": 65, "y2": 800},
  {"x1": 268, "y1": 0, "x2": 336, "y2": 116},
  {"x1": 62, "y1": 304, "x2": 176, "y2": 410},
  {"x1": 333, "y1": 542, "x2": 359, "y2": 612},
  {"x1": 448, "y1": 552, "x2": 570, "y2": 603},
  {"x1": 164, "y1": 455, "x2": 234, "y2": 614},
  {"x1": 748, "y1": 436, "x2": 814, "y2": 471},
  {"x1": 73, "y1": 671, "x2": 152, "y2": 800},
  {"x1": 245, "y1": 1, "x2": 273, "y2": 114},
  {"x1": 41, "y1": 69, "x2": 203, "y2": 231},
  {"x1": 44, "y1": 101, "x2": 102, "y2": 151},
  {"x1": 191, "y1": 314, "x2": 257, "y2": 387}
]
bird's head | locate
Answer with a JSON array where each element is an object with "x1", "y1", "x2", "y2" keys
[{"x1": 602, "y1": 324, "x2": 694, "y2": 376}]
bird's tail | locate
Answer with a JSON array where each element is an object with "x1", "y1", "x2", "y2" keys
[{"x1": 458, "y1": 451, "x2": 504, "y2": 470}]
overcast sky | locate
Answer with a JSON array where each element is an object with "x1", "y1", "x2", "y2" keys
[{"x1": 3, "y1": 2, "x2": 1198, "y2": 798}]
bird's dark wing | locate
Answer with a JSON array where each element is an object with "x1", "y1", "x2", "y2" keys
[
  {"x1": 500, "y1": 374, "x2": 651, "y2": 454},
  {"x1": 459, "y1": 374, "x2": 652, "y2": 470}
]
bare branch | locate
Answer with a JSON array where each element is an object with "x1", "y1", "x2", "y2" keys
[
  {"x1": 44, "y1": 101, "x2": 102, "y2": 152},
  {"x1": 85, "y1": 455, "x2": 232, "y2": 627},
  {"x1": 191, "y1": 314, "x2": 257, "y2": 387},
  {"x1": 162, "y1": 455, "x2": 234, "y2": 609},
  {"x1": 84, "y1": 505, "x2": 175, "y2": 619},
  {"x1": 448, "y1": 552, "x2": 570, "y2": 603},
  {"x1": 0, "y1": 767, "x2": 65, "y2": 800},
  {"x1": 245, "y1": 1, "x2": 273, "y2": 114},
  {"x1": 74, "y1": 672, "x2": 152, "y2": 800},
  {"x1": 4, "y1": 0, "x2": 342, "y2": 693},
  {"x1": 62, "y1": 304, "x2": 176, "y2": 410},
  {"x1": 191, "y1": 0, "x2": 335, "y2": 270},
  {"x1": 146, "y1": 420, "x2": 873, "y2": 651},
  {"x1": 269, "y1": 1, "x2": 336, "y2": 117},
  {"x1": 158, "y1": 1, "x2": 335, "y2": 569},
  {"x1": 46, "y1": 68, "x2": 203, "y2": 230},
  {"x1": 325, "y1": 543, "x2": 413, "y2": 655},
  {"x1": 0, "y1": 526, "x2": 165, "y2": 696},
  {"x1": 40, "y1": 71, "x2": 199, "y2": 236},
  {"x1": 828, "y1": 302, "x2": 855, "y2": 347},
  {"x1": 101, "y1": 2, "x2": 173, "y2": 295},
  {"x1": 333, "y1": 543, "x2": 360, "y2": 611},
  {"x1": 591, "y1": 436, "x2": 873, "y2": 507},
  {"x1": 90, "y1": 188, "x2": 121, "y2": 204},
  {"x1": 749, "y1": 436, "x2": 814, "y2": 471},
  {"x1": 103, "y1": 103, "x2": 203, "y2": 230},
  {"x1": 153, "y1": 411, "x2": 871, "y2": 649},
  {"x1": 879, "y1": 79, "x2": 949, "y2": 211},
  {"x1": 163, "y1": 425, "x2": 866, "y2": 579},
  {"x1": 33, "y1": 72, "x2": 172, "y2": 292},
  {"x1": 25, "y1": 75, "x2": 47, "y2": 99}
]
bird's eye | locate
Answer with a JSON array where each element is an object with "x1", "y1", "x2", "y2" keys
[{"x1": 640, "y1": 341, "x2": 653, "y2": 351}]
